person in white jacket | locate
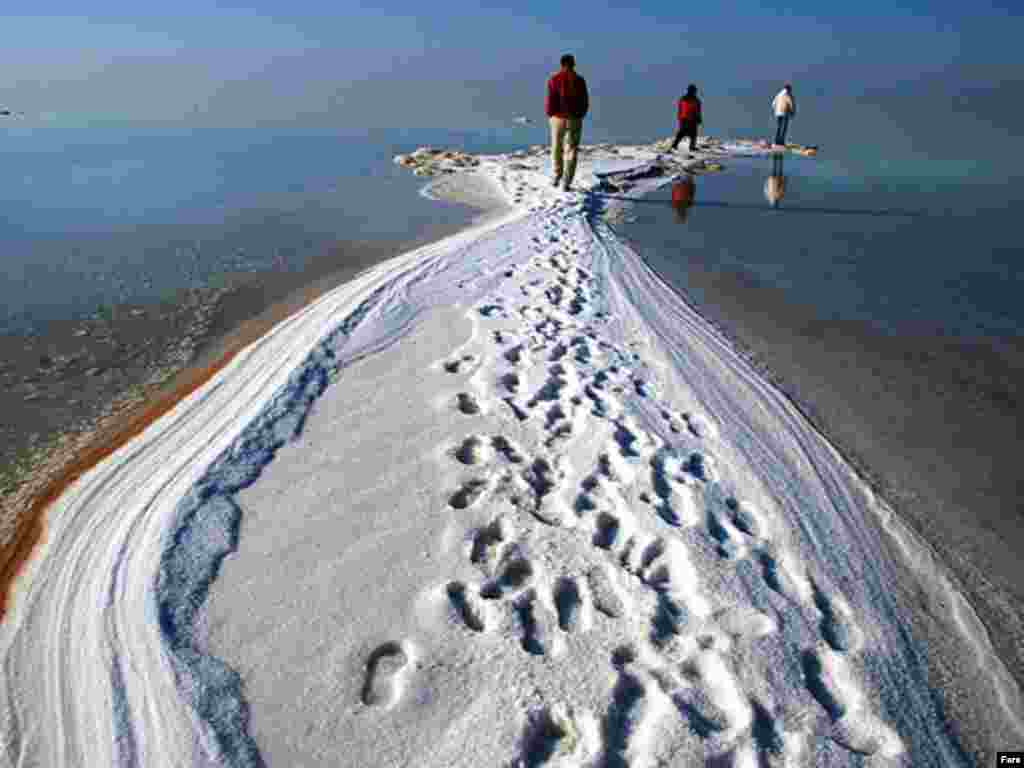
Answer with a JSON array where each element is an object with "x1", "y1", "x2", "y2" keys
[{"x1": 772, "y1": 84, "x2": 796, "y2": 147}]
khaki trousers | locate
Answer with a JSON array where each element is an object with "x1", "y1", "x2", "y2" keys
[{"x1": 549, "y1": 116, "x2": 583, "y2": 186}]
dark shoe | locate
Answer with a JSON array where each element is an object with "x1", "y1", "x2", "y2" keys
[{"x1": 552, "y1": 176, "x2": 562, "y2": 187}]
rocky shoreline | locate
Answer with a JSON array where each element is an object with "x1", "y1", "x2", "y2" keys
[
  {"x1": 0, "y1": 213, "x2": 487, "y2": 590},
  {"x1": 0, "y1": 282, "x2": 236, "y2": 548}
]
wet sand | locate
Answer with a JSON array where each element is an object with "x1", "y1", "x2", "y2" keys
[
  {"x1": 0, "y1": 209, "x2": 498, "y2": 613},
  {"x1": 649, "y1": 261, "x2": 1024, "y2": 694}
]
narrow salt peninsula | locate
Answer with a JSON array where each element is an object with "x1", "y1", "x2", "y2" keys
[{"x1": 0, "y1": 140, "x2": 1020, "y2": 767}]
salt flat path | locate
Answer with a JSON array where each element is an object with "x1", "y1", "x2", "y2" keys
[{"x1": 1, "y1": 143, "x2": 1020, "y2": 767}]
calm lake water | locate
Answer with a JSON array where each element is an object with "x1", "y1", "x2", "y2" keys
[
  {"x1": 0, "y1": 126, "x2": 525, "y2": 334},
  {"x1": 616, "y1": 151, "x2": 1024, "y2": 341},
  {"x1": 4, "y1": 117, "x2": 1021, "y2": 344}
]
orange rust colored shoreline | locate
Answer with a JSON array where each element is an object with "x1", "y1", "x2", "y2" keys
[
  {"x1": 0, "y1": 343, "x2": 241, "y2": 619},
  {"x1": 0, "y1": 249, "x2": 354, "y2": 620},
  {"x1": 0, "y1": 215, "x2": 488, "y2": 622}
]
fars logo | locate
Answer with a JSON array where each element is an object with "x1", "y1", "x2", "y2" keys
[{"x1": 998, "y1": 753, "x2": 1024, "y2": 765}]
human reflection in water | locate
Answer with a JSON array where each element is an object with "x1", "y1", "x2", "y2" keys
[
  {"x1": 764, "y1": 153, "x2": 786, "y2": 207},
  {"x1": 671, "y1": 174, "x2": 696, "y2": 223}
]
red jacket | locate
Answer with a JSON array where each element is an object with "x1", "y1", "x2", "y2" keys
[
  {"x1": 546, "y1": 70, "x2": 589, "y2": 119},
  {"x1": 678, "y1": 95, "x2": 702, "y2": 124}
]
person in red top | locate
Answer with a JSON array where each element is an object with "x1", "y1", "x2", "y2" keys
[
  {"x1": 670, "y1": 84, "x2": 702, "y2": 153},
  {"x1": 545, "y1": 54, "x2": 590, "y2": 191}
]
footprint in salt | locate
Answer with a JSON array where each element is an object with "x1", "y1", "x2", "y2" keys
[
  {"x1": 592, "y1": 511, "x2": 621, "y2": 550},
  {"x1": 479, "y1": 304, "x2": 505, "y2": 318},
  {"x1": 597, "y1": 646, "x2": 671, "y2": 768},
  {"x1": 456, "y1": 392, "x2": 482, "y2": 415},
  {"x1": 513, "y1": 588, "x2": 560, "y2": 656},
  {"x1": 516, "y1": 703, "x2": 598, "y2": 767},
  {"x1": 449, "y1": 478, "x2": 489, "y2": 510},
  {"x1": 446, "y1": 581, "x2": 489, "y2": 633},
  {"x1": 675, "y1": 650, "x2": 752, "y2": 744},
  {"x1": 500, "y1": 372, "x2": 521, "y2": 394},
  {"x1": 469, "y1": 516, "x2": 509, "y2": 568},
  {"x1": 504, "y1": 397, "x2": 530, "y2": 422},
  {"x1": 553, "y1": 575, "x2": 591, "y2": 633},
  {"x1": 505, "y1": 345, "x2": 527, "y2": 365},
  {"x1": 454, "y1": 435, "x2": 489, "y2": 465},
  {"x1": 361, "y1": 641, "x2": 413, "y2": 708},
  {"x1": 442, "y1": 354, "x2": 477, "y2": 374},
  {"x1": 810, "y1": 580, "x2": 861, "y2": 653},
  {"x1": 802, "y1": 646, "x2": 904, "y2": 758},
  {"x1": 521, "y1": 456, "x2": 571, "y2": 526},
  {"x1": 480, "y1": 551, "x2": 534, "y2": 599}
]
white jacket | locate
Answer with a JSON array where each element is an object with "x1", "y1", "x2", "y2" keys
[{"x1": 772, "y1": 89, "x2": 795, "y2": 117}]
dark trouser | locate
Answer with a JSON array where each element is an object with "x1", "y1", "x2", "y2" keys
[
  {"x1": 775, "y1": 115, "x2": 790, "y2": 146},
  {"x1": 671, "y1": 120, "x2": 698, "y2": 151}
]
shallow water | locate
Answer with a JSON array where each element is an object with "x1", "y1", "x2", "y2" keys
[
  {"x1": 617, "y1": 152, "x2": 1024, "y2": 340},
  {"x1": 0, "y1": 126, "x2": 523, "y2": 333}
]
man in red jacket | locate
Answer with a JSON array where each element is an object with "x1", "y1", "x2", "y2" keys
[
  {"x1": 670, "y1": 84, "x2": 702, "y2": 153},
  {"x1": 545, "y1": 54, "x2": 589, "y2": 191}
]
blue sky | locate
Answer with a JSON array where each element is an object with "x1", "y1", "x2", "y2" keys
[{"x1": 1, "y1": 1, "x2": 1022, "y2": 141}]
